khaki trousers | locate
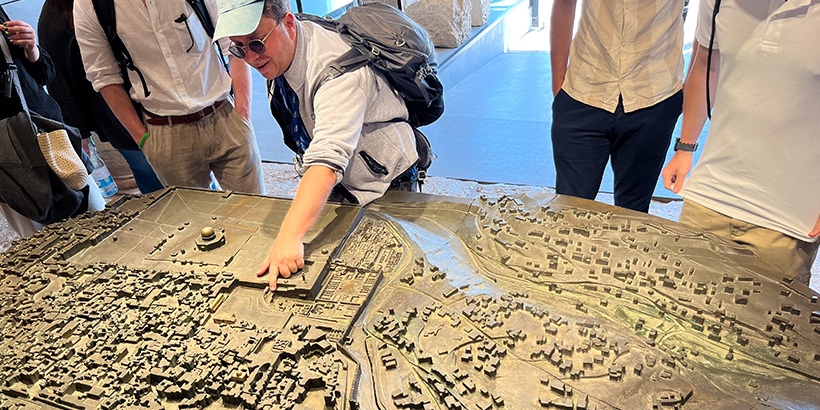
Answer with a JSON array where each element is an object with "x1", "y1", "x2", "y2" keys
[
  {"x1": 679, "y1": 199, "x2": 818, "y2": 285},
  {"x1": 142, "y1": 102, "x2": 265, "y2": 195}
]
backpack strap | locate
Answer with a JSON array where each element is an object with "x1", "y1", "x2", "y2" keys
[
  {"x1": 1, "y1": 34, "x2": 29, "y2": 114},
  {"x1": 185, "y1": 0, "x2": 215, "y2": 37},
  {"x1": 90, "y1": 0, "x2": 151, "y2": 97},
  {"x1": 312, "y1": 48, "x2": 370, "y2": 98},
  {"x1": 706, "y1": 0, "x2": 721, "y2": 119},
  {"x1": 185, "y1": 0, "x2": 229, "y2": 73}
]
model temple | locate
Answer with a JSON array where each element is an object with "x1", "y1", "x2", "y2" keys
[{"x1": 1, "y1": 188, "x2": 819, "y2": 409}]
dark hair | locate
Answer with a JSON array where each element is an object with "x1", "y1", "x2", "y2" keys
[
  {"x1": 46, "y1": 0, "x2": 75, "y2": 30},
  {"x1": 262, "y1": 0, "x2": 290, "y2": 22}
]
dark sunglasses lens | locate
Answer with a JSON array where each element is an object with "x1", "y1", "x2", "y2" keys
[
  {"x1": 228, "y1": 45, "x2": 245, "y2": 59},
  {"x1": 248, "y1": 40, "x2": 266, "y2": 55}
]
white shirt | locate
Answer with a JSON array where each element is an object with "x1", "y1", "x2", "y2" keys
[
  {"x1": 682, "y1": 0, "x2": 820, "y2": 241},
  {"x1": 563, "y1": 0, "x2": 685, "y2": 113},
  {"x1": 74, "y1": 0, "x2": 231, "y2": 116}
]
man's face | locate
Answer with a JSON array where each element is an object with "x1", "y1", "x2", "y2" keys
[{"x1": 229, "y1": 14, "x2": 297, "y2": 80}]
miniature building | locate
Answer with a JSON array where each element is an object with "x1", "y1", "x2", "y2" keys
[{"x1": 0, "y1": 188, "x2": 819, "y2": 409}]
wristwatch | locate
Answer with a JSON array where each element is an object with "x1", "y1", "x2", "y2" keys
[{"x1": 674, "y1": 138, "x2": 698, "y2": 152}]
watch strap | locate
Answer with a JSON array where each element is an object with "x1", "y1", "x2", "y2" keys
[{"x1": 674, "y1": 138, "x2": 698, "y2": 152}]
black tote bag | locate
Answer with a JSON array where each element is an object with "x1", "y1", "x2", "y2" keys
[{"x1": 0, "y1": 35, "x2": 90, "y2": 224}]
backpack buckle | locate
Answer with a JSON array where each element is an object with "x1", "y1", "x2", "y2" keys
[{"x1": 293, "y1": 155, "x2": 307, "y2": 176}]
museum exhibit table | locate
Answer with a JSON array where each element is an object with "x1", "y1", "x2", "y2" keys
[{"x1": 1, "y1": 188, "x2": 818, "y2": 409}]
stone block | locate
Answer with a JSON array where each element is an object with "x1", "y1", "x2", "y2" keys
[
  {"x1": 471, "y1": 0, "x2": 489, "y2": 26},
  {"x1": 403, "y1": 0, "x2": 471, "y2": 48}
]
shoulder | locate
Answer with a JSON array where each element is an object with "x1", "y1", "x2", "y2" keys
[
  {"x1": 73, "y1": 0, "x2": 94, "y2": 15},
  {"x1": 73, "y1": 0, "x2": 99, "y2": 26},
  {"x1": 300, "y1": 20, "x2": 350, "y2": 57}
]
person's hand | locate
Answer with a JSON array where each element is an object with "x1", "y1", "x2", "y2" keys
[
  {"x1": 809, "y1": 213, "x2": 820, "y2": 238},
  {"x1": 552, "y1": 77, "x2": 564, "y2": 98},
  {"x1": 134, "y1": 130, "x2": 149, "y2": 148},
  {"x1": 81, "y1": 137, "x2": 91, "y2": 156},
  {"x1": 256, "y1": 234, "x2": 304, "y2": 290},
  {"x1": 235, "y1": 106, "x2": 251, "y2": 123},
  {"x1": 3, "y1": 21, "x2": 39, "y2": 62},
  {"x1": 662, "y1": 151, "x2": 694, "y2": 194}
]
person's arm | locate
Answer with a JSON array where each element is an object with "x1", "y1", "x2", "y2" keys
[
  {"x1": 810, "y1": 215, "x2": 820, "y2": 238},
  {"x1": 256, "y1": 165, "x2": 337, "y2": 290},
  {"x1": 549, "y1": 0, "x2": 577, "y2": 96},
  {"x1": 229, "y1": 56, "x2": 252, "y2": 121},
  {"x1": 661, "y1": 40, "x2": 720, "y2": 194},
  {"x1": 99, "y1": 84, "x2": 147, "y2": 144},
  {"x1": 3, "y1": 20, "x2": 39, "y2": 62},
  {"x1": 3, "y1": 20, "x2": 56, "y2": 86}
]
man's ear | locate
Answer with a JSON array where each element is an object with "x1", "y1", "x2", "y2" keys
[
  {"x1": 281, "y1": 13, "x2": 297, "y2": 37},
  {"x1": 282, "y1": 13, "x2": 296, "y2": 29}
]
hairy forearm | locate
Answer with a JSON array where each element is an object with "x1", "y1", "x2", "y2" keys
[
  {"x1": 549, "y1": 0, "x2": 577, "y2": 95},
  {"x1": 99, "y1": 84, "x2": 146, "y2": 143}
]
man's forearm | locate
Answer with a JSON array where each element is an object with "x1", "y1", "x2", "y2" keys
[
  {"x1": 680, "y1": 42, "x2": 720, "y2": 144},
  {"x1": 278, "y1": 165, "x2": 338, "y2": 242},
  {"x1": 229, "y1": 57, "x2": 252, "y2": 120},
  {"x1": 549, "y1": 0, "x2": 577, "y2": 95},
  {"x1": 99, "y1": 84, "x2": 146, "y2": 143}
]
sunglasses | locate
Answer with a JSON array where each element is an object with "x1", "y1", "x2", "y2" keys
[{"x1": 228, "y1": 25, "x2": 277, "y2": 59}]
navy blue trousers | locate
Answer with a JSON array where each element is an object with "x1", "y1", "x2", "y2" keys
[
  {"x1": 551, "y1": 90, "x2": 683, "y2": 212},
  {"x1": 118, "y1": 149, "x2": 164, "y2": 194}
]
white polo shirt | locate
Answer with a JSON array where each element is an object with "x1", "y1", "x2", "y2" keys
[
  {"x1": 681, "y1": 0, "x2": 820, "y2": 241},
  {"x1": 74, "y1": 0, "x2": 231, "y2": 116},
  {"x1": 563, "y1": 0, "x2": 685, "y2": 113}
]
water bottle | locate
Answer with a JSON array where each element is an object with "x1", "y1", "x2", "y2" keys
[
  {"x1": 209, "y1": 172, "x2": 221, "y2": 191},
  {"x1": 88, "y1": 139, "x2": 118, "y2": 197}
]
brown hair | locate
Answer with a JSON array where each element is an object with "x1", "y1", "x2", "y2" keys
[{"x1": 47, "y1": 0, "x2": 75, "y2": 30}]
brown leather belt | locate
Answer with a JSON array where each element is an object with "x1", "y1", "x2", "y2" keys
[{"x1": 144, "y1": 100, "x2": 227, "y2": 126}]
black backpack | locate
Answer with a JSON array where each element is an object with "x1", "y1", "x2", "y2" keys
[
  {"x1": 90, "y1": 0, "x2": 227, "y2": 98},
  {"x1": 299, "y1": 2, "x2": 444, "y2": 128}
]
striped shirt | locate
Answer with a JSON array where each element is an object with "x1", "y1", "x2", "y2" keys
[{"x1": 563, "y1": 0, "x2": 685, "y2": 113}]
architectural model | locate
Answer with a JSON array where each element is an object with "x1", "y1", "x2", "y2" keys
[{"x1": 1, "y1": 188, "x2": 818, "y2": 409}]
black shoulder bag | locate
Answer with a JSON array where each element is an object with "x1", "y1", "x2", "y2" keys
[{"x1": 0, "y1": 36, "x2": 92, "y2": 224}]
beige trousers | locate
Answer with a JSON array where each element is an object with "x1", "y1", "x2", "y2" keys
[
  {"x1": 143, "y1": 102, "x2": 265, "y2": 195},
  {"x1": 679, "y1": 199, "x2": 818, "y2": 285}
]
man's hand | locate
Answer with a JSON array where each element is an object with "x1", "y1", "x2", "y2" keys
[
  {"x1": 662, "y1": 151, "x2": 694, "y2": 194},
  {"x1": 810, "y1": 214, "x2": 820, "y2": 238},
  {"x1": 3, "y1": 20, "x2": 39, "y2": 62},
  {"x1": 99, "y1": 84, "x2": 148, "y2": 145},
  {"x1": 256, "y1": 234, "x2": 305, "y2": 290},
  {"x1": 254, "y1": 165, "x2": 337, "y2": 291}
]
